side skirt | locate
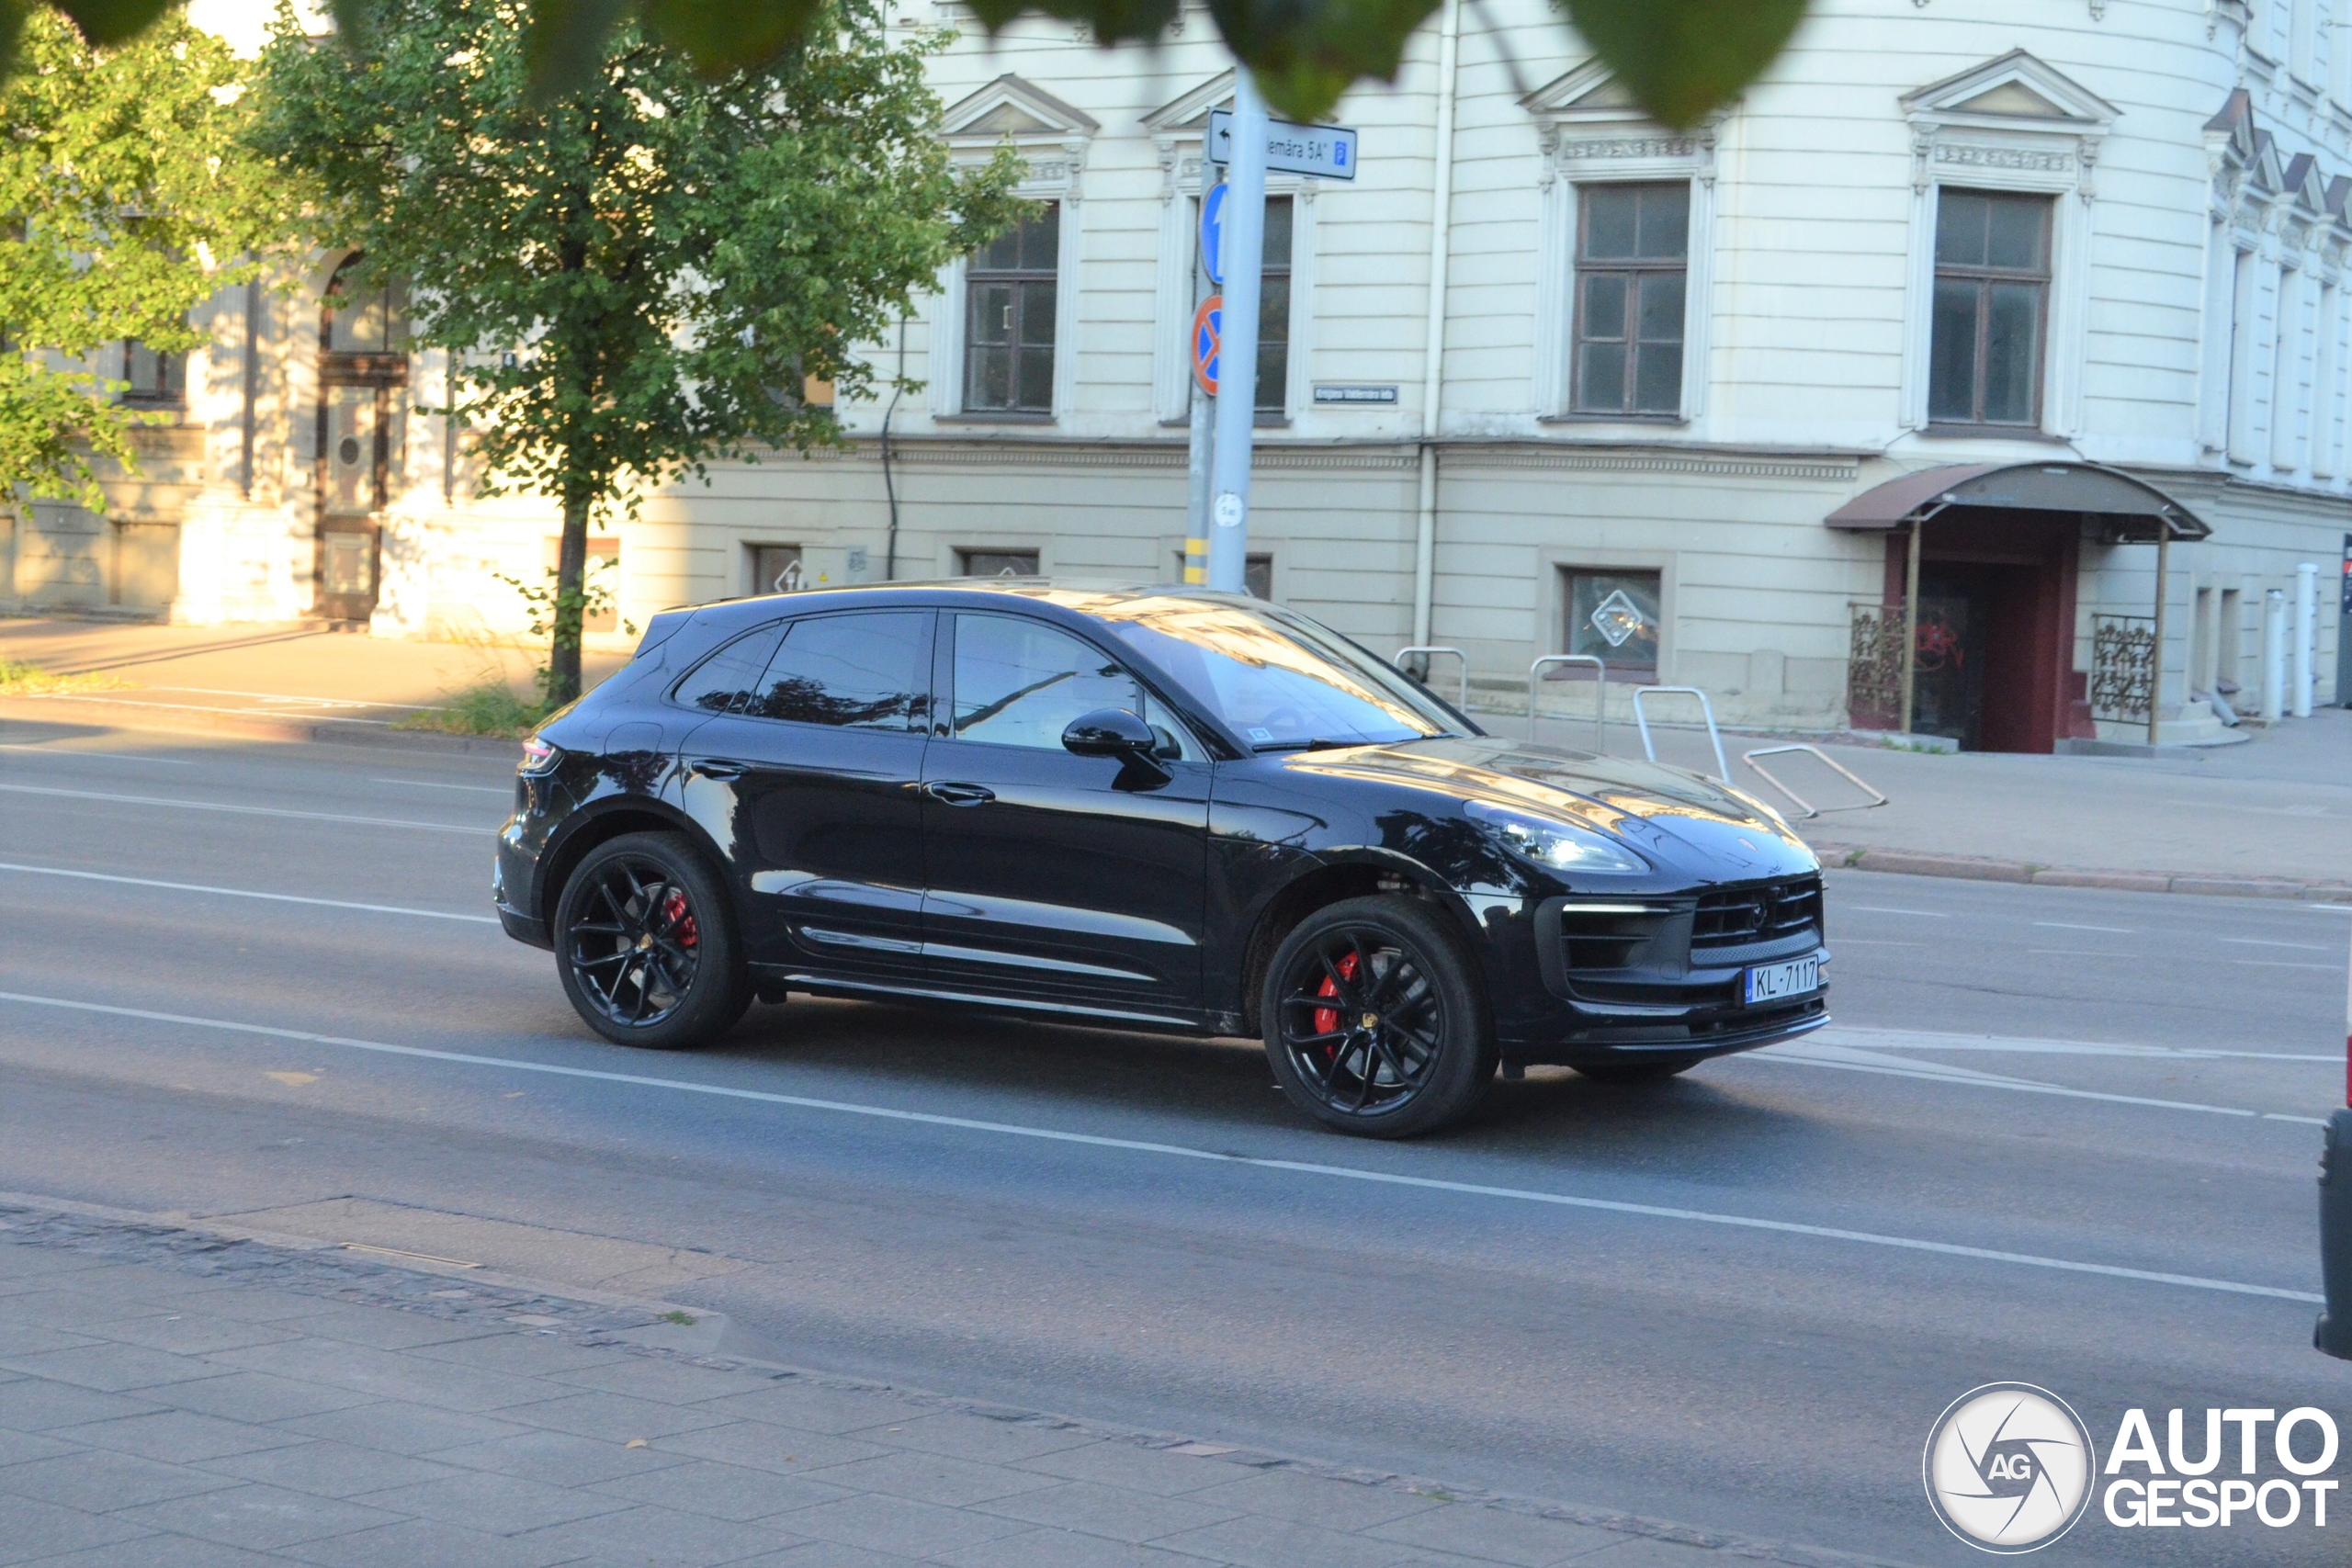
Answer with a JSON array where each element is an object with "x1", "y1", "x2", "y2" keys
[{"x1": 755, "y1": 966, "x2": 1214, "y2": 1038}]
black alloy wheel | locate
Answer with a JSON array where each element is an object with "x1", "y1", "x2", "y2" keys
[
  {"x1": 1576, "y1": 1055, "x2": 1704, "y2": 1086},
  {"x1": 555, "y1": 831, "x2": 750, "y2": 1050},
  {"x1": 1262, "y1": 895, "x2": 1495, "y2": 1138}
]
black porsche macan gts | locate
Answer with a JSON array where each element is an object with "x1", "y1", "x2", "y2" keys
[{"x1": 495, "y1": 581, "x2": 1829, "y2": 1137}]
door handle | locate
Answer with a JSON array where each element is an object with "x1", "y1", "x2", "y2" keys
[
  {"x1": 690, "y1": 760, "x2": 749, "y2": 782},
  {"x1": 923, "y1": 781, "x2": 995, "y2": 807}
]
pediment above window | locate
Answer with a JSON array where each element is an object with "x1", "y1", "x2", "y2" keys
[
  {"x1": 1902, "y1": 51, "x2": 2112, "y2": 199},
  {"x1": 940, "y1": 73, "x2": 1096, "y2": 196},
  {"x1": 1901, "y1": 51, "x2": 2116, "y2": 131},
  {"x1": 1521, "y1": 61, "x2": 1717, "y2": 186},
  {"x1": 941, "y1": 73, "x2": 1100, "y2": 140}
]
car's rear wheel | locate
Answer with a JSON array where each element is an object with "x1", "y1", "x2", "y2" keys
[
  {"x1": 1576, "y1": 1056, "x2": 1703, "y2": 1085},
  {"x1": 1263, "y1": 896, "x2": 1495, "y2": 1138},
  {"x1": 554, "y1": 831, "x2": 749, "y2": 1050}
]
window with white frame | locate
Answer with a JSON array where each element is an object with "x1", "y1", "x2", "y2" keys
[
  {"x1": 1928, "y1": 190, "x2": 2052, "y2": 428},
  {"x1": 965, "y1": 206, "x2": 1059, "y2": 415},
  {"x1": 1570, "y1": 183, "x2": 1689, "y2": 417}
]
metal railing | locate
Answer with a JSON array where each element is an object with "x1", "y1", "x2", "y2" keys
[
  {"x1": 1394, "y1": 645, "x2": 1468, "y2": 709},
  {"x1": 1739, "y1": 745, "x2": 1889, "y2": 820},
  {"x1": 1527, "y1": 655, "x2": 1605, "y2": 749},
  {"x1": 1631, "y1": 686, "x2": 1730, "y2": 782}
]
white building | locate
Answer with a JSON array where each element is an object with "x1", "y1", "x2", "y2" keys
[{"x1": 5, "y1": 0, "x2": 2347, "y2": 750}]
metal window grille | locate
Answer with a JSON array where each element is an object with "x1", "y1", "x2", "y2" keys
[{"x1": 2090, "y1": 615, "x2": 2156, "y2": 723}]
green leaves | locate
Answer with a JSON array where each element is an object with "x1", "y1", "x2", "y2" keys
[
  {"x1": 14, "y1": 0, "x2": 1814, "y2": 135},
  {"x1": 1562, "y1": 0, "x2": 1809, "y2": 130},
  {"x1": 1203, "y1": 0, "x2": 1441, "y2": 122},
  {"x1": 1, "y1": 8, "x2": 274, "y2": 509}
]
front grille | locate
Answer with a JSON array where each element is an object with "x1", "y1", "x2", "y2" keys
[{"x1": 1691, "y1": 876, "x2": 1822, "y2": 952}]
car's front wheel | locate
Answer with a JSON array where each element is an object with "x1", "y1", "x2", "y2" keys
[
  {"x1": 1263, "y1": 896, "x2": 1496, "y2": 1138},
  {"x1": 554, "y1": 831, "x2": 749, "y2": 1050}
]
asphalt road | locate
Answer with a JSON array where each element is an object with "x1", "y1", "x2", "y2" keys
[{"x1": 1, "y1": 721, "x2": 2346, "y2": 1566}]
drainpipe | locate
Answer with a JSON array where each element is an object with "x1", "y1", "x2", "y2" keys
[
  {"x1": 1410, "y1": 0, "x2": 1462, "y2": 649},
  {"x1": 2295, "y1": 561, "x2": 2318, "y2": 718}
]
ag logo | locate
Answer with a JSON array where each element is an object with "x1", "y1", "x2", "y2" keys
[{"x1": 1924, "y1": 1383, "x2": 2098, "y2": 1553}]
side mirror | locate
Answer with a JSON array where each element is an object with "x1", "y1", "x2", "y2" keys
[
  {"x1": 1062, "y1": 707, "x2": 1172, "y2": 790},
  {"x1": 1062, "y1": 707, "x2": 1158, "y2": 759}
]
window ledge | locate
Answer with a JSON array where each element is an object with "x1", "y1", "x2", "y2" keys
[
  {"x1": 1919, "y1": 423, "x2": 2067, "y2": 443},
  {"x1": 1537, "y1": 412, "x2": 1690, "y2": 428},
  {"x1": 934, "y1": 412, "x2": 1056, "y2": 425}
]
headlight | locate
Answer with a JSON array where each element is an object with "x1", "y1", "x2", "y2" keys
[
  {"x1": 519, "y1": 737, "x2": 562, "y2": 776},
  {"x1": 1464, "y1": 800, "x2": 1648, "y2": 874}
]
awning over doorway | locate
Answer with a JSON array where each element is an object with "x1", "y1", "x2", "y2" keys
[{"x1": 1824, "y1": 462, "x2": 2210, "y2": 541}]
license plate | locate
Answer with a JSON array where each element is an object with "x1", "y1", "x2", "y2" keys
[{"x1": 1744, "y1": 956, "x2": 1820, "y2": 1006}]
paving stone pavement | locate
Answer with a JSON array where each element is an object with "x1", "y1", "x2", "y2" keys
[{"x1": 0, "y1": 1202, "x2": 1913, "y2": 1568}]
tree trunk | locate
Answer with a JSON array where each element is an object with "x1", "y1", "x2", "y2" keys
[{"x1": 547, "y1": 489, "x2": 590, "y2": 706}]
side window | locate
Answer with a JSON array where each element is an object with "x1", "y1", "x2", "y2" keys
[
  {"x1": 746, "y1": 611, "x2": 930, "y2": 730},
  {"x1": 672, "y1": 624, "x2": 786, "y2": 714},
  {"x1": 952, "y1": 615, "x2": 1147, "y2": 750}
]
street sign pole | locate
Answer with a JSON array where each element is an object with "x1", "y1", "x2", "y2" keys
[{"x1": 1206, "y1": 72, "x2": 1269, "y2": 596}]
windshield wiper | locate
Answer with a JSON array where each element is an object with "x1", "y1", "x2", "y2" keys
[{"x1": 1254, "y1": 737, "x2": 1367, "y2": 752}]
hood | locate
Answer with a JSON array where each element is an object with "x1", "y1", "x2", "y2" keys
[{"x1": 1275, "y1": 735, "x2": 1818, "y2": 878}]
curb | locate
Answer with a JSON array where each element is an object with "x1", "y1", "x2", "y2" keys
[
  {"x1": 0, "y1": 1192, "x2": 1923, "y2": 1568},
  {"x1": 0, "y1": 692, "x2": 526, "y2": 756},
  {"x1": 1812, "y1": 842, "x2": 2352, "y2": 903}
]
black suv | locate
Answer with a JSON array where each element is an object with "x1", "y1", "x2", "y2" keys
[{"x1": 496, "y1": 581, "x2": 1828, "y2": 1137}]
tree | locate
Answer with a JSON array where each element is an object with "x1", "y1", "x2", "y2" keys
[
  {"x1": 250, "y1": 0, "x2": 1023, "y2": 704},
  {"x1": 12, "y1": 0, "x2": 1812, "y2": 141},
  {"x1": 1, "y1": 8, "x2": 269, "y2": 522}
]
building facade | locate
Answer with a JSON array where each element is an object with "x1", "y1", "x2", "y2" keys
[{"x1": 5, "y1": 0, "x2": 2347, "y2": 748}]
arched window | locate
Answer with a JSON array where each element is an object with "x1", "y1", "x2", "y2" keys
[{"x1": 313, "y1": 254, "x2": 409, "y2": 621}]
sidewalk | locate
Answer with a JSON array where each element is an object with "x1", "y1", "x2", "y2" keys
[
  {"x1": 0, "y1": 618, "x2": 628, "y2": 735},
  {"x1": 3, "y1": 612, "x2": 2346, "y2": 897},
  {"x1": 0, "y1": 1198, "x2": 1904, "y2": 1568}
]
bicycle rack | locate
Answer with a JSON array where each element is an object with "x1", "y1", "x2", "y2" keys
[
  {"x1": 1739, "y1": 745, "x2": 1889, "y2": 820},
  {"x1": 1527, "y1": 655, "x2": 1605, "y2": 750},
  {"x1": 1631, "y1": 686, "x2": 1730, "y2": 782},
  {"x1": 1394, "y1": 646, "x2": 1469, "y2": 709}
]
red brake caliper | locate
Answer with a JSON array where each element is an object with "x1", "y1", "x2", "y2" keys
[
  {"x1": 1312, "y1": 952, "x2": 1360, "y2": 1054},
  {"x1": 661, "y1": 889, "x2": 697, "y2": 948}
]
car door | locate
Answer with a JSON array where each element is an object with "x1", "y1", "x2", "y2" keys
[
  {"x1": 919, "y1": 610, "x2": 1211, "y2": 1021},
  {"x1": 676, "y1": 609, "x2": 934, "y2": 985}
]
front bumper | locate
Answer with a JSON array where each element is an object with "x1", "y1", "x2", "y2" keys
[{"x1": 1498, "y1": 876, "x2": 1830, "y2": 1062}]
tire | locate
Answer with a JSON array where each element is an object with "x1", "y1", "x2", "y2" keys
[
  {"x1": 1261, "y1": 895, "x2": 1496, "y2": 1138},
  {"x1": 553, "y1": 830, "x2": 751, "y2": 1051},
  {"x1": 1576, "y1": 1056, "x2": 1703, "y2": 1086}
]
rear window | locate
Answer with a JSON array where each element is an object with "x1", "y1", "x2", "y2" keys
[
  {"x1": 670, "y1": 623, "x2": 786, "y2": 714},
  {"x1": 742, "y1": 611, "x2": 931, "y2": 731}
]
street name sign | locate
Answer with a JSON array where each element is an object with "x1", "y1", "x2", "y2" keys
[{"x1": 1207, "y1": 108, "x2": 1358, "y2": 180}]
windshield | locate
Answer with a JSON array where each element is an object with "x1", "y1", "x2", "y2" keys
[{"x1": 1094, "y1": 596, "x2": 1458, "y2": 750}]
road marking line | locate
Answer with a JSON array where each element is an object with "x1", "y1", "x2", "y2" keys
[
  {"x1": 0, "y1": 744, "x2": 194, "y2": 765},
  {"x1": 0, "y1": 863, "x2": 497, "y2": 923},
  {"x1": 2033, "y1": 922, "x2": 2135, "y2": 933},
  {"x1": 2029, "y1": 949, "x2": 2133, "y2": 958},
  {"x1": 0, "y1": 990, "x2": 2320, "y2": 1307},
  {"x1": 2221, "y1": 937, "x2": 2332, "y2": 951},
  {"x1": 1844, "y1": 906, "x2": 1949, "y2": 917},
  {"x1": 1754, "y1": 1041, "x2": 2330, "y2": 1127},
  {"x1": 0, "y1": 783, "x2": 491, "y2": 835},
  {"x1": 370, "y1": 778, "x2": 512, "y2": 795},
  {"x1": 1819, "y1": 1027, "x2": 2338, "y2": 1064},
  {"x1": 2228, "y1": 959, "x2": 2339, "y2": 971}
]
